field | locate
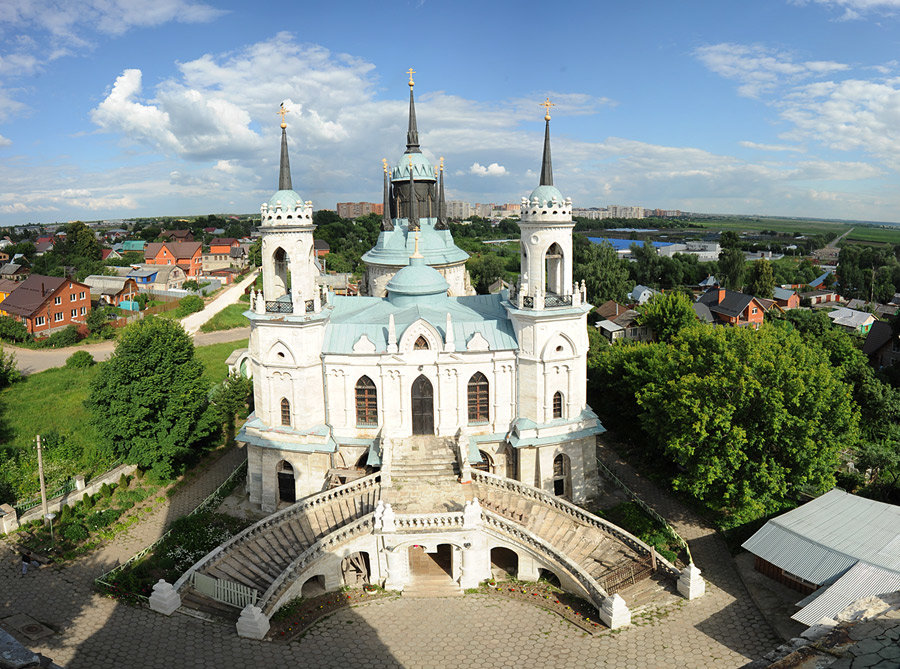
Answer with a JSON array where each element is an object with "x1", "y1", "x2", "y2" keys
[
  {"x1": 0, "y1": 338, "x2": 249, "y2": 501},
  {"x1": 842, "y1": 226, "x2": 900, "y2": 245},
  {"x1": 198, "y1": 303, "x2": 250, "y2": 333},
  {"x1": 694, "y1": 216, "x2": 852, "y2": 238}
]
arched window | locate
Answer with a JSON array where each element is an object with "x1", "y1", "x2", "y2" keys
[
  {"x1": 553, "y1": 391, "x2": 564, "y2": 419},
  {"x1": 467, "y1": 372, "x2": 489, "y2": 424},
  {"x1": 280, "y1": 398, "x2": 291, "y2": 426},
  {"x1": 414, "y1": 335, "x2": 429, "y2": 350},
  {"x1": 355, "y1": 376, "x2": 378, "y2": 427},
  {"x1": 553, "y1": 454, "x2": 571, "y2": 498}
]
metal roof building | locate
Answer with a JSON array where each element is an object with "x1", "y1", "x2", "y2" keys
[{"x1": 743, "y1": 489, "x2": 900, "y2": 625}]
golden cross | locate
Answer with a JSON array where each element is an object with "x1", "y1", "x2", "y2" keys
[
  {"x1": 407, "y1": 68, "x2": 416, "y2": 87},
  {"x1": 382, "y1": 158, "x2": 389, "y2": 174},
  {"x1": 278, "y1": 103, "x2": 290, "y2": 128},
  {"x1": 541, "y1": 96, "x2": 555, "y2": 121}
]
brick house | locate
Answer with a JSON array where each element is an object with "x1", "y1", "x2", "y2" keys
[
  {"x1": 203, "y1": 238, "x2": 242, "y2": 273},
  {"x1": 863, "y1": 321, "x2": 900, "y2": 369},
  {"x1": 697, "y1": 287, "x2": 766, "y2": 328},
  {"x1": 773, "y1": 287, "x2": 800, "y2": 310},
  {"x1": 145, "y1": 241, "x2": 202, "y2": 277},
  {"x1": 160, "y1": 229, "x2": 194, "y2": 242},
  {"x1": 0, "y1": 274, "x2": 90, "y2": 335}
]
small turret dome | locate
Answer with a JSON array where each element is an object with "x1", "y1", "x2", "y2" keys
[
  {"x1": 529, "y1": 184, "x2": 565, "y2": 205},
  {"x1": 392, "y1": 152, "x2": 436, "y2": 182},
  {"x1": 386, "y1": 256, "x2": 449, "y2": 303},
  {"x1": 268, "y1": 189, "x2": 304, "y2": 210}
]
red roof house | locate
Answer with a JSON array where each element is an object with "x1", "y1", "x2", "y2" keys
[
  {"x1": 145, "y1": 242, "x2": 203, "y2": 277},
  {"x1": 0, "y1": 274, "x2": 90, "y2": 336}
]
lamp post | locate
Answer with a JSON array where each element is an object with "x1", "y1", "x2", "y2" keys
[{"x1": 44, "y1": 512, "x2": 56, "y2": 544}]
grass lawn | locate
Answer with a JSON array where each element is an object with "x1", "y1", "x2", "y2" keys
[
  {"x1": 1, "y1": 338, "x2": 249, "y2": 501},
  {"x1": 842, "y1": 225, "x2": 900, "y2": 245},
  {"x1": 198, "y1": 303, "x2": 250, "y2": 333}
]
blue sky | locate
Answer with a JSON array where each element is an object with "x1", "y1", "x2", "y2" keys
[{"x1": 4, "y1": 0, "x2": 900, "y2": 225}]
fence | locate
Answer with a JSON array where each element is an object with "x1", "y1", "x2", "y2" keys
[
  {"x1": 190, "y1": 572, "x2": 258, "y2": 608},
  {"x1": 595, "y1": 457, "x2": 693, "y2": 564},
  {"x1": 14, "y1": 459, "x2": 125, "y2": 513},
  {"x1": 94, "y1": 458, "x2": 248, "y2": 600}
]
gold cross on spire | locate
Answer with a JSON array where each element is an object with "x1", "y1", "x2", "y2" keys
[
  {"x1": 439, "y1": 156, "x2": 444, "y2": 173},
  {"x1": 407, "y1": 68, "x2": 416, "y2": 87},
  {"x1": 382, "y1": 158, "x2": 389, "y2": 174},
  {"x1": 278, "y1": 102, "x2": 290, "y2": 129},
  {"x1": 541, "y1": 96, "x2": 555, "y2": 121}
]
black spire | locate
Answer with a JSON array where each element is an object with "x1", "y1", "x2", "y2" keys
[
  {"x1": 408, "y1": 161, "x2": 419, "y2": 231},
  {"x1": 382, "y1": 161, "x2": 393, "y2": 231},
  {"x1": 436, "y1": 161, "x2": 447, "y2": 230},
  {"x1": 279, "y1": 125, "x2": 293, "y2": 191},
  {"x1": 539, "y1": 117, "x2": 553, "y2": 186},
  {"x1": 406, "y1": 74, "x2": 421, "y2": 154}
]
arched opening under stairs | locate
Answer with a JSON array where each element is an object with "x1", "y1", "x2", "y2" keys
[
  {"x1": 490, "y1": 547, "x2": 519, "y2": 580},
  {"x1": 341, "y1": 551, "x2": 371, "y2": 586},
  {"x1": 408, "y1": 544, "x2": 453, "y2": 583},
  {"x1": 276, "y1": 460, "x2": 296, "y2": 504},
  {"x1": 473, "y1": 450, "x2": 493, "y2": 473},
  {"x1": 300, "y1": 574, "x2": 326, "y2": 598}
]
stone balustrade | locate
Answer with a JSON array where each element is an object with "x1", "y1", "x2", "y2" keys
[{"x1": 390, "y1": 512, "x2": 465, "y2": 531}]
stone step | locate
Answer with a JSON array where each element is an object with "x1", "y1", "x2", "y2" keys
[{"x1": 181, "y1": 588, "x2": 242, "y2": 621}]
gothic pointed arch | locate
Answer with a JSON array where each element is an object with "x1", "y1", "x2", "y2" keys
[
  {"x1": 355, "y1": 375, "x2": 378, "y2": 427},
  {"x1": 399, "y1": 318, "x2": 443, "y2": 353},
  {"x1": 467, "y1": 372, "x2": 489, "y2": 424},
  {"x1": 280, "y1": 397, "x2": 291, "y2": 426},
  {"x1": 266, "y1": 340, "x2": 297, "y2": 366},
  {"x1": 541, "y1": 332, "x2": 576, "y2": 361}
]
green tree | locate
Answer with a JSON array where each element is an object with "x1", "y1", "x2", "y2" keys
[
  {"x1": 576, "y1": 240, "x2": 630, "y2": 304},
  {"x1": 86, "y1": 319, "x2": 217, "y2": 479},
  {"x1": 636, "y1": 292, "x2": 696, "y2": 343},
  {"x1": 249, "y1": 239, "x2": 262, "y2": 267},
  {"x1": 0, "y1": 346, "x2": 19, "y2": 388},
  {"x1": 467, "y1": 253, "x2": 505, "y2": 293},
  {"x1": 718, "y1": 247, "x2": 746, "y2": 290},
  {"x1": 0, "y1": 315, "x2": 31, "y2": 343},
  {"x1": 747, "y1": 259, "x2": 775, "y2": 298},
  {"x1": 719, "y1": 231, "x2": 741, "y2": 249},
  {"x1": 211, "y1": 372, "x2": 254, "y2": 444}
]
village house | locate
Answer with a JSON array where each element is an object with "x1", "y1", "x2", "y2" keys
[
  {"x1": 160, "y1": 229, "x2": 194, "y2": 242},
  {"x1": 83, "y1": 275, "x2": 140, "y2": 306},
  {"x1": 596, "y1": 309, "x2": 654, "y2": 343},
  {"x1": 696, "y1": 287, "x2": 766, "y2": 328},
  {"x1": 801, "y1": 289, "x2": 843, "y2": 306},
  {"x1": 0, "y1": 263, "x2": 29, "y2": 282},
  {"x1": 0, "y1": 274, "x2": 90, "y2": 335},
  {"x1": 827, "y1": 307, "x2": 877, "y2": 334},
  {"x1": 0, "y1": 278, "x2": 19, "y2": 316},
  {"x1": 127, "y1": 264, "x2": 187, "y2": 291},
  {"x1": 773, "y1": 287, "x2": 800, "y2": 310},
  {"x1": 629, "y1": 284, "x2": 656, "y2": 305},
  {"x1": 145, "y1": 241, "x2": 202, "y2": 277},
  {"x1": 863, "y1": 320, "x2": 900, "y2": 369},
  {"x1": 202, "y1": 237, "x2": 243, "y2": 272},
  {"x1": 121, "y1": 240, "x2": 146, "y2": 254}
]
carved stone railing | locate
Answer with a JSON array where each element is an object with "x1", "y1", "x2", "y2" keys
[
  {"x1": 175, "y1": 473, "x2": 381, "y2": 592},
  {"x1": 305, "y1": 299, "x2": 315, "y2": 313},
  {"x1": 481, "y1": 510, "x2": 608, "y2": 608},
  {"x1": 544, "y1": 293, "x2": 573, "y2": 308},
  {"x1": 259, "y1": 515, "x2": 375, "y2": 616},
  {"x1": 522, "y1": 296, "x2": 534, "y2": 308},
  {"x1": 471, "y1": 471, "x2": 679, "y2": 579},
  {"x1": 455, "y1": 430, "x2": 472, "y2": 483},
  {"x1": 265, "y1": 299, "x2": 292, "y2": 314},
  {"x1": 391, "y1": 512, "x2": 465, "y2": 531}
]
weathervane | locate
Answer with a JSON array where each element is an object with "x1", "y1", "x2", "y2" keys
[
  {"x1": 541, "y1": 96, "x2": 555, "y2": 121},
  {"x1": 278, "y1": 102, "x2": 290, "y2": 129},
  {"x1": 407, "y1": 68, "x2": 416, "y2": 87}
]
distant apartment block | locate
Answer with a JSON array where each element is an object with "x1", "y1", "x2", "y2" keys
[
  {"x1": 446, "y1": 200, "x2": 473, "y2": 219},
  {"x1": 336, "y1": 202, "x2": 384, "y2": 219},
  {"x1": 573, "y1": 206, "x2": 645, "y2": 220}
]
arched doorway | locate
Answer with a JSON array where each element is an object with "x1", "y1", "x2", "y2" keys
[
  {"x1": 300, "y1": 574, "x2": 325, "y2": 598},
  {"x1": 553, "y1": 453, "x2": 571, "y2": 498},
  {"x1": 341, "y1": 551, "x2": 371, "y2": 586},
  {"x1": 272, "y1": 247, "x2": 289, "y2": 297},
  {"x1": 538, "y1": 568, "x2": 561, "y2": 588},
  {"x1": 545, "y1": 242, "x2": 564, "y2": 295},
  {"x1": 473, "y1": 450, "x2": 493, "y2": 473},
  {"x1": 490, "y1": 547, "x2": 518, "y2": 579},
  {"x1": 277, "y1": 460, "x2": 296, "y2": 504},
  {"x1": 408, "y1": 544, "x2": 452, "y2": 579},
  {"x1": 411, "y1": 375, "x2": 434, "y2": 435}
]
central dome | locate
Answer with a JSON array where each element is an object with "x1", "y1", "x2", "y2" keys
[{"x1": 386, "y1": 256, "x2": 449, "y2": 303}]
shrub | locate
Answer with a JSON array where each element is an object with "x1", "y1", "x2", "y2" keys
[
  {"x1": 0, "y1": 315, "x2": 31, "y2": 343},
  {"x1": 85, "y1": 508, "x2": 121, "y2": 531},
  {"x1": 45, "y1": 325, "x2": 80, "y2": 348},
  {"x1": 82, "y1": 492, "x2": 93, "y2": 509},
  {"x1": 62, "y1": 523, "x2": 89, "y2": 543},
  {"x1": 66, "y1": 350, "x2": 95, "y2": 368},
  {"x1": 59, "y1": 504, "x2": 73, "y2": 521},
  {"x1": 176, "y1": 295, "x2": 204, "y2": 317},
  {"x1": 118, "y1": 473, "x2": 129, "y2": 489},
  {"x1": 100, "y1": 482, "x2": 112, "y2": 498}
]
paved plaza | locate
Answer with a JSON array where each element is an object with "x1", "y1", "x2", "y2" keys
[{"x1": 1, "y1": 443, "x2": 782, "y2": 668}]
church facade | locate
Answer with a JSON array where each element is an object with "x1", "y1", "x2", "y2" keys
[{"x1": 237, "y1": 78, "x2": 604, "y2": 513}]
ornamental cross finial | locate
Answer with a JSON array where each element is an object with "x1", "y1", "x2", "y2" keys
[
  {"x1": 541, "y1": 96, "x2": 555, "y2": 121},
  {"x1": 382, "y1": 158, "x2": 389, "y2": 174},
  {"x1": 439, "y1": 156, "x2": 444, "y2": 172},
  {"x1": 278, "y1": 102, "x2": 289, "y2": 129},
  {"x1": 414, "y1": 230, "x2": 421, "y2": 257},
  {"x1": 407, "y1": 68, "x2": 416, "y2": 87}
]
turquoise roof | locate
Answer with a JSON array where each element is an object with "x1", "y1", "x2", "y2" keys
[
  {"x1": 392, "y1": 152, "x2": 436, "y2": 181},
  {"x1": 268, "y1": 189, "x2": 304, "y2": 210},
  {"x1": 528, "y1": 184, "x2": 565, "y2": 204},
  {"x1": 362, "y1": 217, "x2": 468, "y2": 267},
  {"x1": 386, "y1": 256, "x2": 449, "y2": 304},
  {"x1": 322, "y1": 291, "x2": 518, "y2": 354}
]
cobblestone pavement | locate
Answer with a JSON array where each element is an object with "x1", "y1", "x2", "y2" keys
[{"x1": 1, "y1": 442, "x2": 781, "y2": 668}]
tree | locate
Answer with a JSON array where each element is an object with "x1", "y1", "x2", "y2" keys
[
  {"x1": 718, "y1": 247, "x2": 746, "y2": 290},
  {"x1": 0, "y1": 315, "x2": 31, "y2": 343},
  {"x1": 467, "y1": 253, "x2": 505, "y2": 293},
  {"x1": 0, "y1": 346, "x2": 19, "y2": 388},
  {"x1": 576, "y1": 240, "x2": 630, "y2": 304},
  {"x1": 249, "y1": 239, "x2": 262, "y2": 267},
  {"x1": 747, "y1": 259, "x2": 775, "y2": 298},
  {"x1": 719, "y1": 231, "x2": 741, "y2": 249},
  {"x1": 86, "y1": 319, "x2": 217, "y2": 479},
  {"x1": 211, "y1": 372, "x2": 254, "y2": 444},
  {"x1": 636, "y1": 292, "x2": 696, "y2": 343}
]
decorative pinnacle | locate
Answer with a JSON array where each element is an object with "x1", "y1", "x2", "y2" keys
[
  {"x1": 412, "y1": 230, "x2": 422, "y2": 258},
  {"x1": 407, "y1": 68, "x2": 415, "y2": 87},
  {"x1": 440, "y1": 156, "x2": 444, "y2": 172},
  {"x1": 278, "y1": 102, "x2": 289, "y2": 129},
  {"x1": 541, "y1": 96, "x2": 555, "y2": 121},
  {"x1": 382, "y1": 158, "x2": 389, "y2": 174}
]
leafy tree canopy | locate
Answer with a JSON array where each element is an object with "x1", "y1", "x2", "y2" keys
[
  {"x1": 636, "y1": 292, "x2": 696, "y2": 343},
  {"x1": 747, "y1": 258, "x2": 775, "y2": 299},
  {"x1": 575, "y1": 240, "x2": 630, "y2": 304}
]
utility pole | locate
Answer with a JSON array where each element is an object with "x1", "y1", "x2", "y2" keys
[{"x1": 36, "y1": 434, "x2": 49, "y2": 526}]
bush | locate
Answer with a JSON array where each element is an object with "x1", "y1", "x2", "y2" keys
[
  {"x1": 0, "y1": 315, "x2": 32, "y2": 343},
  {"x1": 85, "y1": 508, "x2": 121, "y2": 531},
  {"x1": 66, "y1": 350, "x2": 95, "y2": 368},
  {"x1": 59, "y1": 504, "x2": 73, "y2": 521},
  {"x1": 82, "y1": 493, "x2": 93, "y2": 509},
  {"x1": 45, "y1": 325, "x2": 80, "y2": 348},
  {"x1": 176, "y1": 295, "x2": 204, "y2": 317},
  {"x1": 62, "y1": 523, "x2": 89, "y2": 543},
  {"x1": 118, "y1": 473, "x2": 129, "y2": 489},
  {"x1": 100, "y1": 482, "x2": 112, "y2": 498}
]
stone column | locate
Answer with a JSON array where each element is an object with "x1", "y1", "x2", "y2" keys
[
  {"x1": 599, "y1": 593, "x2": 631, "y2": 629},
  {"x1": 383, "y1": 546, "x2": 406, "y2": 591},
  {"x1": 459, "y1": 536, "x2": 489, "y2": 590},
  {"x1": 236, "y1": 605, "x2": 270, "y2": 640},
  {"x1": 517, "y1": 554, "x2": 540, "y2": 582},
  {"x1": 148, "y1": 580, "x2": 181, "y2": 616},
  {"x1": 677, "y1": 563, "x2": 705, "y2": 600},
  {"x1": 74, "y1": 475, "x2": 86, "y2": 491}
]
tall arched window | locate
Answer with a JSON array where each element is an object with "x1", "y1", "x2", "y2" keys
[
  {"x1": 553, "y1": 454, "x2": 571, "y2": 498},
  {"x1": 553, "y1": 391, "x2": 564, "y2": 419},
  {"x1": 355, "y1": 376, "x2": 378, "y2": 427},
  {"x1": 414, "y1": 336, "x2": 429, "y2": 350},
  {"x1": 467, "y1": 372, "x2": 489, "y2": 424},
  {"x1": 280, "y1": 398, "x2": 291, "y2": 426}
]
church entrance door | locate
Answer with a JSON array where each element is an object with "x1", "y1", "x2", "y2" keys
[{"x1": 411, "y1": 375, "x2": 434, "y2": 435}]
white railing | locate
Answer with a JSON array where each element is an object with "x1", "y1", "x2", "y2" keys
[
  {"x1": 392, "y1": 512, "x2": 464, "y2": 531},
  {"x1": 471, "y1": 470, "x2": 679, "y2": 578},
  {"x1": 380, "y1": 436, "x2": 393, "y2": 486},
  {"x1": 174, "y1": 472, "x2": 381, "y2": 592},
  {"x1": 454, "y1": 430, "x2": 472, "y2": 483},
  {"x1": 190, "y1": 572, "x2": 259, "y2": 608}
]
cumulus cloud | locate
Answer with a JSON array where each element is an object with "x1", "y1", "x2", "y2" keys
[
  {"x1": 0, "y1": 134, "x2": 11, "y2": 147},
  {"x1": 794, "y1": 0, "x2": 900, "y2": 20},
  {"x1": 694, "y1": 43, "x2": 848, "y2": 97},
  {"x1": 739, "y1": 140, "x2": 805, "y2": 152},
  {"x1": 469, "y1": 162, "x2": 507, "y2": 177}
]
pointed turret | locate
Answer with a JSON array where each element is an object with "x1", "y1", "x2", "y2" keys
[
  {"x1": 278, "y1": 104, "x2": 293, "y2": 191},
  {"x1": 406, "y1": 69, "x2": 421, "y2": 154},
  {"x1": 382, "y1": 158, "x2": 393, "y2": 231},
  {"x1": 436, "y1": 157, "x2": 448, "y2": 230},
  {"x1": 408, "y1": 157, "x2": 419, "y2": 231},
  {"x1": 540, "y1": 109, "x2": 553, "y2": 186}
]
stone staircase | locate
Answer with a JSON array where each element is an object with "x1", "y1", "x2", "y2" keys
[
  {"x1": 389, "y1": 435, "x2": 460, "y2": 481},
  {"x1": 184, "y1": 475, "x2": 381, "y2": 598}
]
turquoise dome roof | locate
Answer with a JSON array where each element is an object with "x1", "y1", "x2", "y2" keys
[
  {"x1": 392, "y1": 152, "x2": 436, "y2": 181},
  {"x1": 528, "y1": 184, "x2": 565, "y2": 204},
  {"x1": 386, "y1": 256, "x2": 449, "y2": 303},
  {"x1": 268, "y1": 189, "x2": 304, "y2": 210}
]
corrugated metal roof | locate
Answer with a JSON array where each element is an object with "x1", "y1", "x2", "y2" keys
[
  {"x1": 743, "y1": 489, "x2": 900, "y2": 584},
  {"x1": 792, "y1": 561, "x2": 900, "y2": 625}
]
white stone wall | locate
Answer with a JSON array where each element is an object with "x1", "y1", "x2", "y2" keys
[
  {"x1": 518, "y1": 221, "x2": 575, "y2": 296},
  {"x1": 364, "y1": 260, "x2": 474, "y2": 297}
]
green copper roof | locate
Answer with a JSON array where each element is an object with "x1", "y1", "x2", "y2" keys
[
  {"x1": 386, "y1": 256, "x2": 449, "y2": 303},
  {"x1": 528, "y1": 184, "x2": 565, "y2": 205},
  {"x1": 392, "y1": 152, "x2": 436, "y2": 181},
  {"x1": 362, "y1": 217, "x2": 468, "y2": 267},
  {"x1": 268, "y1": 189, "x2": 304, "y2": 210}
]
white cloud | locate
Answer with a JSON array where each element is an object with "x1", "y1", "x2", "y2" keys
[
  {"x1": 694, "y1": 43, "x2": 848, "y2": 97},
  {"x1": 0, "y1": 134, "x2": 11, "y2": 147},
  {"x1": 795, "y1": 0, "x2": 900, "y2": 20},
  {"x1": 469, "y1": 162, "x2": 507, "y2": 177},
  {"x1": 739, "y1": 140, "x2": 805, "y2": 152}
]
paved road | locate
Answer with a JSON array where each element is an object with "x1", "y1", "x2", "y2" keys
[
  {"x1": 180, "y1": 270, "x2": 259, "y2": 335},
  {"x1": 0, "y1": 441, "x2": 780, "y2": 668}
]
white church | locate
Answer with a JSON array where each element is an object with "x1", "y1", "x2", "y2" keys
[
  {"x1": 158, "y1": 78, "x2": 702, "y2": 636},
  {"x1": 237, "y1": 75, "x2": 603, "y2": 512}
]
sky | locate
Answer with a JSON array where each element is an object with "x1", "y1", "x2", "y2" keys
[{"x1": 4, "y1": 1, "x2": 900, "y2": 226}]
